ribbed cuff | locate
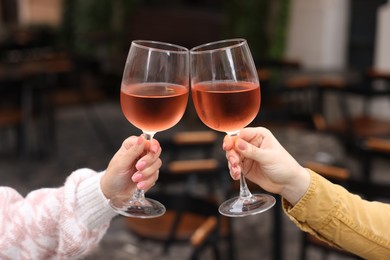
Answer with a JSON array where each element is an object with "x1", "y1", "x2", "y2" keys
[{"x1": 76, "y1": 171, "x2": 117, "y2": 230}]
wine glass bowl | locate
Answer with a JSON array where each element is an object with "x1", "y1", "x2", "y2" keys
[
  {"x1": 120, "y1": 82, "x2": 189, "y2": 135},
  {"x1": 190, "y1": 39, "x2": 276, "y2": 217},
  {"x1": 190, "y1": 81, "x2": 260, "y2": 135},
  {"x1": 111, "y1": 40, "x2": 189, "y2": 218}
]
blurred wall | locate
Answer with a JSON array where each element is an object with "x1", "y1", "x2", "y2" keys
[
  {"x1": 285, "y1": 0, "x2": 350, "y2": 70},
  {"x1": 374, "y1": 1, "x2": 390, "y2": 71}
]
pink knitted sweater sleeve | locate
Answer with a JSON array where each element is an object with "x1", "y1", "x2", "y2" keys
[{"x1": 0, "y1": 168, "x2": 117, "y2": 259}]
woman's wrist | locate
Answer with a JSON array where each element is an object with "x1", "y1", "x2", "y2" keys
[{"x1": 280, "y1": 166, "x2": 311, "y2": 206}]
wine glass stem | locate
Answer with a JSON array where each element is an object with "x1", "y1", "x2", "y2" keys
[
  {"x1": 229, "y1": 132, "x2": 253, "y2": 199},
  {"x1": 239, "y1": 171, "x2": 253, "y2": 199},
  {"x1": 132, "y1": 188, "x2": 145, "y2": 200},
  {"x1": 143, "y1": 132, "x2": 155, "y2": 141},
  {"x1": 133, "y1": 131, "x2": 156, "y2": 199}
]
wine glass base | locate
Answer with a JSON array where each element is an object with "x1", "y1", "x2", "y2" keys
[
  {"x1": 218, "y1": 194, "x2": 276, "y2": 217},
  {"x1": 110, "y1": 197, "x2": 166, "y2": 218}
]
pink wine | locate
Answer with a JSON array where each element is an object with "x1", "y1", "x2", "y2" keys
[
  {"x1": 121, "y1": 83, "x2": 188, "y2": 132},
  {"x1": 191, "y1": 81, "x2": 260, "y2": 133}
]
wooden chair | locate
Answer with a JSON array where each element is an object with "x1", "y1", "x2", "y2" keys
[
  {"x1": 280, "y1": 74, "x2": 320, "y2": 129},
  {"x1": 356, "y1": 136, "x2": 390, "y2": 189},
  {"x1": 314, "y1": 71, "x2": 390, "y2": 184},
  {"x1": 313, "y1": 71, "x2": 390, "y2": 145},
  {"x1": 125, "y1": 131, "x2": 234, "y2": 260},
  {"x1": 125, "y1": 192, "x2": 224, "y2": 260}
]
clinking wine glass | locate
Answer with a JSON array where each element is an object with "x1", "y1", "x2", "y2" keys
[
  {"x1": 109, "y1": 40, "x2": 189, "y2": 218},
  {"x1": 190, "y1": 39, "x2": 276, "y2": 217}
]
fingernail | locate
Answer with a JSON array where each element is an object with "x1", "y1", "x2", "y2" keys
[
  {"x1": 137, "y1": 136, "x2": 144, "y2": 145},
  {"x1": 137, "y1": 181, "x2": 146, "y2": 190},
  {"x1": 132, "y1": 173, "x2": 142, "y2": 182},
  {"x1": 228, "y1": 156, "x2": 237, "y2": 167},
  {"x1": 136, "y1": 160, "x2": 146, "y2": 170},
  {"x1": 237, "y1": 139, "x2": 247, "y2": 150},
  {"x1": 151, "y1": 144, "x2": 158, "y2": 153}
]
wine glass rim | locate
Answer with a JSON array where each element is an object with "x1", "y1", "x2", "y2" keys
[
  {"x1": 190, "y1": 38, "x2": 247, "y2": 53},
  {"x1": 132, "y1": 40, "x2": 189, "y2": 53}
]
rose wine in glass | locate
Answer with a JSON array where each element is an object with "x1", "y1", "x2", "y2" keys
[
  {"x1": 110, "y1": 40, "x2": 189, "y2": 218},
  {"x1": 190, "y1": 39, "x2": 275, "y2": 217}
]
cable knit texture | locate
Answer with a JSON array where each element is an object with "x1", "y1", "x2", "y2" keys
[{"x1": 0, "y1": 168, "x2": 117, "y2": 260}]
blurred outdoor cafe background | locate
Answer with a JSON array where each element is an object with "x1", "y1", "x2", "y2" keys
[{"x1": 1, "y1": 0, "x2": 390, "y2": 259}]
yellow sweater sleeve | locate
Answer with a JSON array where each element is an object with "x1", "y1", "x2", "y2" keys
[{"x1": 282, "y1": 169, "x2": 390, "y2": 259}]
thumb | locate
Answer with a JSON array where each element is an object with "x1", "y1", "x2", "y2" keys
[
  {"x1": 235, "y1": 138, "x2": 265, "y2": 163},
  {"x1": 118, "y1": 135, "x2": 146, "y2": 162}
]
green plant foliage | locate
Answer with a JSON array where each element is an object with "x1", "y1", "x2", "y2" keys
[
  {"x1": 225, "y1": 0, "x2": 270, "y2": 62},
  {"x1": 225, "y1": 0, "x2": 290, "y2": 63},
  {"x1": 269, "y1": 0, "x2": 290, "y2": 61},
  {"x1": 61, "y1": 0, "x2": 138, "y2": 58}
]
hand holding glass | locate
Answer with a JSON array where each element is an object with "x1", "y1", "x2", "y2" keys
[
  {"x1": 190, "y1": 39, "x2": 275, "y2": 217},
  {"x1": 110, "y1": 40, "x2": 189, "y2": 218}
]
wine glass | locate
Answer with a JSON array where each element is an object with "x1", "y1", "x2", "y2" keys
[
  {"x1": 190, "y1": 39, "x2": 275, "y2": 217},
  {"x1": 110, "y1": 40, "x2": 189, "y2": 218}
]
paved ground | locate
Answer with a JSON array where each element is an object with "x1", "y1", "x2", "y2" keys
[{"x1": 1, "y1": 99, "x2": 387, "y2": 260}]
